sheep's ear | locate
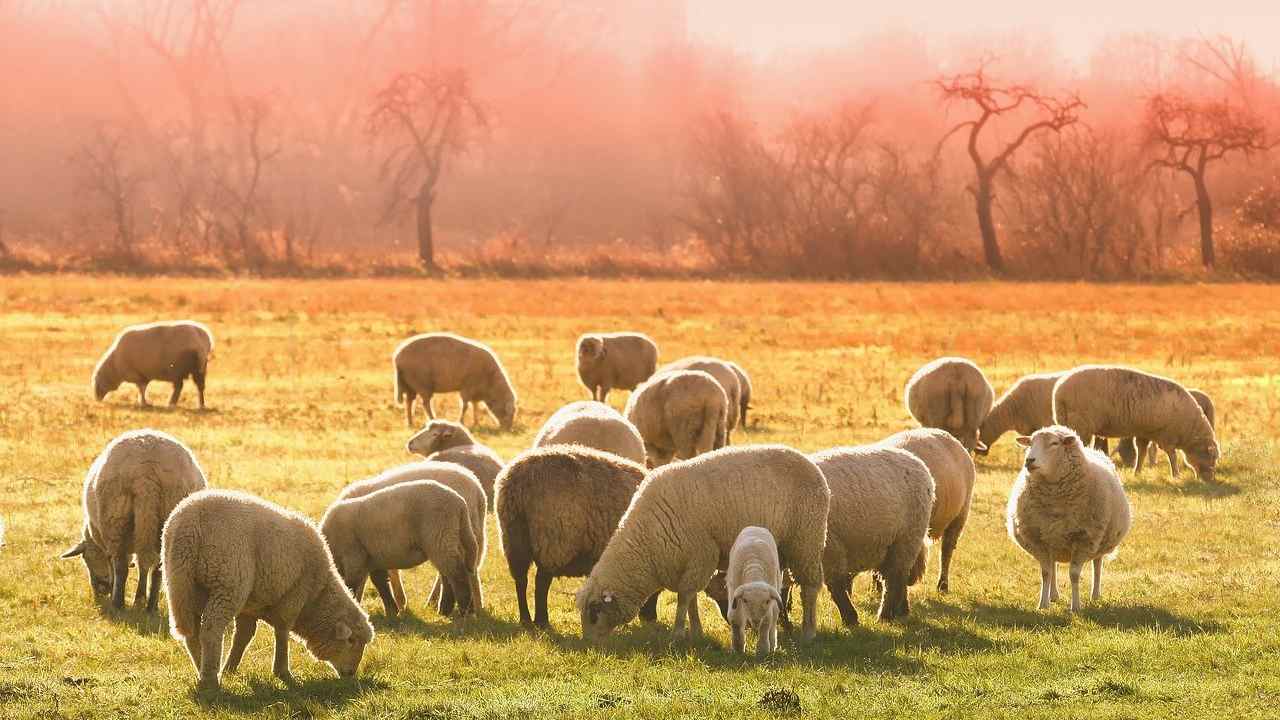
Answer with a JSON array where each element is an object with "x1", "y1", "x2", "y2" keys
[
  {"x1": 1062, "y1": 434, "x2": 1078, "y2": 447},
  {"x1": 60, "y1": 541, "x2": 87, "y2": 559},
  {"x1": 768, "y1": 586, "x2": 783, "y2": 611},
  {"x1": 1015, "y1": 436, "x2": 1032, "y2": 448},
  {"x1": 334, "y1": 622, "x2": 352, "y2": 640}
]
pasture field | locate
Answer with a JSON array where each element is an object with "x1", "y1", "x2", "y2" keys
[{"x1": 1, "y1": 276, "x2": 1279, "y2": 719}]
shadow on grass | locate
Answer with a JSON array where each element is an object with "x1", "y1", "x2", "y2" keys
[
  {"x1": 950, "y1": 601, "x2": 1224, "y2": 637},
  {"x1": 192, "y1": 674, "x2": 383, "y2": 714},
  {"x1": 1123, "y1": 477, "x2": 1240, "y2": 499},
  {"x1": 96, "y1": 602, "x2": 170, "y2": 635},
  {"x1": 370, "y1": 608, "x2": 529, "y2": 642}
]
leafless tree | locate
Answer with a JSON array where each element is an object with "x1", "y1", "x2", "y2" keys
[
  {"x1": 74, "y1": 125, "x2": 144, "y2": 259},
  {"x1": 211, "y1": 95, "x2": 281, "y2": 268}
]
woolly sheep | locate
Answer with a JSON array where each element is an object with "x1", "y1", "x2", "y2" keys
[
  {"x1": 394, "y1": 333, "x2": 517, "y2": 431},
  {"x1": 725, "y1": 526, "x2": 783, "y2": 656},
  {"x1": 879, "y1": 428, "x2": 974, "y2": 593},
  {"x1": 576, "y1": 445, "x2": 830, "y2": 643},
  {"x1": 494, "y1": 445, "x2": 659, "y2": 628},
  {"x1": 657, "y1": 356, "x2": 742, "y2": 439},
  {"x1": 61, "y1": 429, "x2": 207, "y2": 611},
  {"x1": 321, "y1": 480, "x2": 483, "y2": 618},
  {"x1": 407, "y1": 419, "x2": 504, "y2": 506},
  {"x1": 576, "y1": 332, "x2": 659, "y2": 402},
  {"x1": 624, "y1": 370, "x2": 728, "y2": 467},
  {"x1": 1117, "y1": 388, "x2": 1216, "y2": 473},
  {"x1": 904, "y1": 357, "x2": 994, "y2": 453},
  {"x1": 163, "y1": 489, "x2": 374, "y2": 690},
  {"x1": 728, "y1": 361, "x2": 753, "y2": 428},
  {"x1": 1053, "y1": 366, "x2": 1219, "y2": 482},
  {"x1": 977, "y1": 372, "x2": 1063, "y2": 454},
  {"x1": 1007, "y1": 426, "x2": 1132, "y2": 611},
  {"x1": 92, "y1": 320, "x2": 213, "y2": 409},
  {"x1": 533, "y1": 400, "x2": 647, "y2": 465}
]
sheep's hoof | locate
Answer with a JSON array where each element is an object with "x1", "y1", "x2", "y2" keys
[{"x1": 937, "y1": 580, "x2": 949, "y2": 594}]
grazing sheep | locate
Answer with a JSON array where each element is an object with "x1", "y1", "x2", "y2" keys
[
  {"x1": 809, "y1": 446, "x2": 933, "y2": 625},
  {"x1": 977, "y1": 372, "x2": 1064, "y2": 454},
  {"x1": 1007, "y1": 426, "x2": 1132, "y2": 611},
  {"x1": 577, "y1": 445, "x2": 830, "y2": 643},
  {"x1": 61, "y1": 429, "x2": 207, "y2": 611},
  {"x1": 533, "y1": 400, "x2": 647, "y2": 465},
  {"x1": 624, "y1": 370, "x2": 728, "y2": 467},
  {"x1": 394, "y1": 333, "x2": 517, "y2": 431},
  {"x1": 576, "y1": 332, "x2": 659, "y2": 402},
  {"x1": 1117, "y1": 388, "x2": 1217, "y2": 473},
  {"x1": 880, "y1": 428, "x2": 974, "y2": 593},
  {"x1": 92, "y1": 320, "x2": 213, "y2": 409},
  {"x1": 494, "y1": 446, "x2": 659, "y2": 629},
  {"x1": 657, "y1": 356, "x2": 742, "y2": 439},
  {"x1": 728, "y1": 361, "x2": 753, "y2": 427},
  {"x1": 321, "y1": 480, "x2": 483, "y2": 618},
  {"x1": 904, "y1": 357, "x2": 995, "y2": 453},
  {"x1": 407, "y1": 419, "x2": 504, "y2": 506},
  {"x1": 1053, "y1": 366, "x2": 1220, "y2": 482},
  {"x1": 725, "y1": 526, "x2": 783, "y2": 656},
  {"x1": 163, "y1": 489, "x2": 374, "y2": 690}
]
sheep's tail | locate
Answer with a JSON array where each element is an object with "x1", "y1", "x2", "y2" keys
[
  {"x1": 946, "y1": 382, "x2": 966, "y2": 431},
  {"x1": 395, "y1": 366, "x2": 408, "y2": 405},
  {"x1": 458, "y1": 504, "x2": 483, "y2": 612},
  {"x1": 907, "y1": 543, "x2": 928, "y2": 587}
]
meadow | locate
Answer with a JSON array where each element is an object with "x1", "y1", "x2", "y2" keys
[{"x1": 1, "y1": 276, "x2": 1278, "y2": 719}]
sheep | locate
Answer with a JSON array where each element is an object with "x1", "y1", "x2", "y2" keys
[
  {"x1": 725, "y1": 526, "x2": 783, "y2": 656},
  {"x1": 407, "y1": 419, "x2": 504, "y2": 506},
  {"x1": 1007, "y1": 426, "x2": 1132, "y2": 611},
  {"x1": 904, "y1": 357, "x2": 994, "y2": 453},
  {"x1": 334, "y1": 461, "x2": 486, "y2": 616},
  {"x1": 532, "y1": 400, "x2": 647, "y2": 465},
  {"x1": 623, "y1": 369, "x2": 728, "y2": 467},
  {"x1": 879, "y1": 428, "x2": 974, "y2": 593},
  {"x1": 1117, "y1": 388, "x2": 1217, "y2": 473},
  {"x1": 321, "y1": 480, "x2": 483, "y2": 619},
  {"x1": 61, "y1": 429, "x2": 207, "y2": 611},
  {"x1": 394, "y1": 333, "x2": 517, "y2": 431},
  {"x1": 576, "y1": 445, "x2": 830, "y2": 643},
  {"x1": 494, "y1": 445, "x2": 660, "y2": 629},
  {"x1": 1053, "y1": 365, "x2": 1219, "y2": 482},
  {"x1": 162, "y1": 489, "x2": 374, "y2": 690},
  {"x1": 576, "y1": 332, "x2": 659, "y2": 402},
  {"x1": 657, "y1": 356, "x2": 742, "y2": 440},
  {"x1": 977, "y1": 372, "x2": 1064, "y2": 454},
  {"x1": 92, "y1": 320, "x2": 213, "y2": 409},
  {"x1": 728, "y1": 361, "x2": 753, "y2": 428}
]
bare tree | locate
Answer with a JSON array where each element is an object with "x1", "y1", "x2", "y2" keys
[
  {"x1": 937, "y1": 65, "x2": 1085, "y2": 272},
  {"x1": 211, "y1": 95, "x2": 281, "y2": 268},
  {"x1": 74, "y1": 125, "x2": 143, "y2": 260},
  {"x1": 368, "y1": 68, "x2": 487, "y2": 270}
]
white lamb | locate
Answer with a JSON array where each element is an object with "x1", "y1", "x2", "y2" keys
[{"x1": 725, "y1": 526, "x2": 783, "y2": 657}]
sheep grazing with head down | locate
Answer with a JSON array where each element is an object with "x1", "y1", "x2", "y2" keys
[
  {"x1": 163, "y1": 489, "x2": 374, "y2": 690},
  {"x1": 977, "y1": 372, "x2": 1064, "y2": 454},
  {"x1": 1117, "y1": 388, "x2": 1216, "y2": 473},
  {"x1": 576, "y1": 332, "x2": 659, "y2": 403},
  {"x1": 904, "y1": 357, "x2": 994, "y2": 454},
  {"x1": 394, "y1": 332, "x2": 517, "y2": 431},
  {"x1": 407, "y1": 419, "x2": 504, "y2": 506},
  {"x1": 62, "y1": 429, "x2": 207, "y2": 611},
  {"x1": 533, "y1": 400, "x2": 646, "y2": 465},
  {"x1": 657, "y1": 356, "x2": 742, "y2": 440},
  {"x1": 725, "y1": 526, "x2": 783, "y2": 656},
  {"x1": 1053, "y1": 365, "x2": 1220, "y2": 482},
  {"x1": 92, "y1": 320, "x2": 213, "y2": 409},
  {"x1": 624, "y1": 370, "x2": 728, "y2": 467},
  {"x1": 1007, "y1": 426, "x2": 1132, "y2": 612}
]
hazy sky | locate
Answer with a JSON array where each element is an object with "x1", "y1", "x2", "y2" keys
[{"x1": 687, "y1": 0, "x2": 1280, "y2": 67}]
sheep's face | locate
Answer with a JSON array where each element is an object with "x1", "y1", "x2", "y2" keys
[
  {"x1": 1016, "y1": 427, "x2": 1080, "y2": 480},
  {"x1": 577, "y1": 337, "x2": 605, "y2": 366},
  {"x1": 728, "y1": 582, "x2": 782, "y2": 635},
  {"x1": 61, "y1": 534, "x2": 113, "y2": 597},
  {"x1": 488, "y1": 394, "x2": 516, "y2": 432},
  {"x1": 307, "y1": 615, "x2": 373, "y2": 679},
  {"x1": 92, "y1": 365, "x2": 119, "y2": 401},
  {"x1": 407, "y1": 420, "x2": 468, "y2": 456},
  {"x1": 976, "y1": 418, "x2": 1001, "y2": 455},
  {"x1": 576, "y1": 581, "x2": 629, "y2": 641},
  {"x1": 1184, "y1": 442, "x2": 1219, "y2": 483}
]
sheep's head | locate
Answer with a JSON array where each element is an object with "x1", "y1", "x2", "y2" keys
[
  {"x1": 577, "y1": 336, "x2": 605, "y2": 366},
  {"x1": 305, "y1": 605, "x2": 374, "y2": 679},
  {"x1": 61, "y1": 529, "x2": 113, "y2": 598},
  {"x1": 976, "y1": 416, "x2": 1003, "y2": 456},
  {"x1": 576, "y1": 578, "x2": 633, "y2": 642},
  {"x1": 1016, "y1": 426, "x2": 1082, "y2": 480},
  {"x1": 728, "y1": 581, "x2": 782, "y2": 635},
  {"x1": 91, "y1": 357, "x2": 120, "y2": 401},
  {"x1": 407, "y1": 420, "x2": 472, "y2": 456},
  {"x1": 487, "y1": 390, "x2": 516, "y2": 432},
  {"x1": 1183, "y1": 440, "x2": 1220, "y2": 483}
]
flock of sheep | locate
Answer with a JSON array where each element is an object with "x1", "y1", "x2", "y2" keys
[{"x1": 62, "y1": 319, "x2": 1222, "y2": 690}]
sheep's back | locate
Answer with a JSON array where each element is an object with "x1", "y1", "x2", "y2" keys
[
  {"x1": 394, "y1": 334, "x2": 501, "y2": 393},
  {"x1": 880, "y1": 429, "x2": 972, "y2": 537}
]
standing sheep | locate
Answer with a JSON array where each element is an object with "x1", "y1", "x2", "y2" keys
[
  {"x1": 533, "y1": 400, "x2": 647, "y2": 465},
  {"x1": 407, "y1": 419, "x2": 505, "y2": 506},
  {"x1": 1007, "y1": 426, "x2": 1132, "y2": 611},
  {"x1": 904, "y1": 357, "x2": 995, "y2": 453},
  {"x1": 1117, "y1": 388, "x2": 1216, "y2": 473},
  {"x1": 61, "y1": 429, "x2": 207, "y2": 611},
  {"x1": 577, "y1": 445, "x2": 830, "y2": 643},
  {"x1": 1053, "y1": 366, "x2": 1219, "y2": 482},
  {"x1": 576, "y1": 332, "x2": 659, "y2": 403},
  {"x1": 394, "y1": 333, "x2": 517, "y2": 431},
  {"x1": 92, "y1": 320, "x2": 213, "y2": 409},
  {"x1": 163, "y1": 489, "x2": 374, "y2": 690},
  {"x1": 725, "y1": 526, "x2": 783, "y2": 656},
  {"x1": 624, "y1": 370, "x2": 728, "y2": 467},
  {"x1": 977, "y1": 372, "x2": 1064, "y2": 454},
  {"x1": 880, "y1": 428, "x2": 974, "y2": 593},
  {"x1": 657, "y1": 356, "x2": 742, "y2": 440}
]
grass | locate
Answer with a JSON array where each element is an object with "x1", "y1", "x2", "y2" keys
[{"x1": 1, "y1": 275, "x2": 1278, "y2": 718}]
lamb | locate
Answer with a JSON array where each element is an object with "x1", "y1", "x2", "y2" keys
[
  {"x1": 576, "y1": 332, "x2": 659, "y2": 402},
  {"x1": 904, "y1": 357, "x2": 994, "y2": 453},
  {"x1": 725, "y1": 526, "x2": 783, "y2": 656},
  {"x1": 61, "y1": 429, "x2": 207, "y2": 611},
  {"x1": 407, "y1": 419, "x2": 505, "y2": 506},
  {"x1": 1007, "y1": 426, "x2": 1132, "y2": 611},
  {"x1": 1053, "y1": 365, "x2": 1219, "y2": 482},
  {"x1": 162, "y1": 489, "x2": 374, "y2": 690},
  {"x1": 532, "y1": 400, "x2": 647, "y2": 465},
  {"x1": 623, "y1": 369, "x2": 728, "y2": 467},
  {"x1": 394, "y1": 333, "x2": 517, "y2": 431},
  {"x1": 321, "y1": 480, "x2": 483, "y2": 619},
  {"x1": 576, "y1": 445, "x2": 830, "y2": 643},
  {"x1": 92, "y1": 320, "x2": 213, "y2": 409},
  {"x1": 1117, "y1": 388, "x2": 1216, "y2": 473},
  {"x1": 494, "y1": 445, "x2": 659, "y2": 629},
  {"x1": 879, "y1": 428, "x2": 974, "y2": 593},
  {"x1": 728, "y1": 361, "x2": 753, "y2": 427},
  {"x1": 657, "y1": 356, "x2": 742, "y2": 439},
  {"x1": 977, "y1": 372, "x2": 1064, "y2": 454}
]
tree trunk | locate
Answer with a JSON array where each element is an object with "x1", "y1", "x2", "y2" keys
[
  {"x1": 416, "y1": 185, "x2": 438, "y2": 271},
  {"x1": 1193, "y1": 172, "x2": 1215, "y2": 269},
  {"x1": 975, "y1": 176, "x2": 1005, "y2": 272}
]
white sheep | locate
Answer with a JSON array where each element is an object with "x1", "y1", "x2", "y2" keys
[
  {"x1": 533, "y1": 400, "x2": 646, "y2": 465},
  {"x1": 394, "y1": 333, "x2": 517, "y2": 430},
  {"x1": 163, "y1": 489, "x2": 374, "y2": 690},
  {"x1": 92, "y1": 320, "x2": 213, "y2": 408},
  {"x1": 977, "y1": 371, "x2": 1063, "y2": 454},
  {"x1": 624, "y1": 369, "x2": 728, "y2": 467},
  {"x1": 725, "y1": 526, "x2": 783, "y2": 656},
  {"x1": 406, "y1": 419, "x2": 504, "y2": 507},
  {"x1": 904, "y1": 357, "x2": 995, "y2": 453},
  {"x1": 576, "y1": 332, "x2": 659, "y2": 402},
  {"x1": 657, "y1": 356, "x2": 742, "y2": 440},
  {"x1": 1007, "y1": 426, "x2": 1132, "y2": 611},
  {"x1": 1118, "y1": 388, "x2": 1217, "y2": 474},
  {"x1": 61, "y1": 429, "x2": 207, "y2": 611}
]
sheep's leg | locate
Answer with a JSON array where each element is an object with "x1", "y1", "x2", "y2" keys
[
  {"x1": 390, "y1": 570, "x2": 407, "y2": 612},
  {"x1": 1049, "y1": 562, "x2": 1060, "y2": 602},
  {"x1": 1134, "y1": 439, "x2": 1149, "y2": 473},
  {"x1": 137, "y1": 382, "x2": 150, "y2": 406},
  {"x1": 938, "y1": 515, "x2": 966, "y2": 593},
  {"x1": 271, "y1": 622, "x2": 296, "y2": 687},
  {"x1": 755, "y1": 613, "x2": 775, "y2": 656},
  {"x1": 438, "y1": 576, "x2": 457, "y2": 615},
  {"x1": 193, "y1": 366, "x2": 207, "y2": 410},
  {"x1": 798, "y1": 582, "x2": 819, "y2": 642},
  {"x1": 1091, "y1": 436, "x2": 1109, "y2": 454},
  {"x1": 1038, "y1": 557, "x2": 1054, "y2": 610},
  {"x1": 533, "y1": 566, "x2": 554, "y2": 629},
  {"x1": 426, "y1": 577, "x2": 442, "y2": 612},
  {"x1": 878, "y1": 573, "x2": 908, "y2": 622},
  {"x1": 688, "y1": 594, "x2": 703, "y2": 638},
  {"x1": 197, "y1": 603, "x2": 234, "y2": 690},
  {"x1": 638, "y1": 592, "x2": 660, "y2": 622},
  {"x1": 509, "y1": 548, "x2": 533, "y2": 626},
  {"x1": 168, "y1": 379, "x2": 184, "y2": 407},
  {"x1": 370, "y1": 570, "x2": 398, "y2": 617},
  {"x1": 424, "y1": 393, "x2": 435, "y2": 420},
  {"x1": 827, "y1": 575, "x2": 858, "y2": 627},
  {"x1": 1162, "y1": 444, "x2": 1180, "y2": 480},
  {"x1": 1068, "y1": 561, "x2": 1083, "y2": 612},
  {"x1": 672, "y1": 592, "x2": 692, "y2": 637},
  {"x1": 146, "y1": 566, "x2": 163, "y2": 612},
  {"x1": 1092, "y1": 557, "x2": 1103, "y2": 601},
  {"x1": 133, "y1": 564, "x2": 149, "y2": 608},
  {"x1": 599, "y1": 386, "x2": 611, "y2": 404},
  {"x1": 110, "y1": 554, "x2": 129, "y2": 610},
  {"x1": 222, "y1": 615, "x2": 258, "y2": 674},
  {"x1": 404, "y1": 392, "x2": 416, "y2": 428},
  {"x1": 731, "y1": 617, "x2": 746, "y2": 654}
]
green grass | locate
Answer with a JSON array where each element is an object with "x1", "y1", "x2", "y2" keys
[{"x1": 1, "y1": 276, "x2": 1278, "y2": 718}]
